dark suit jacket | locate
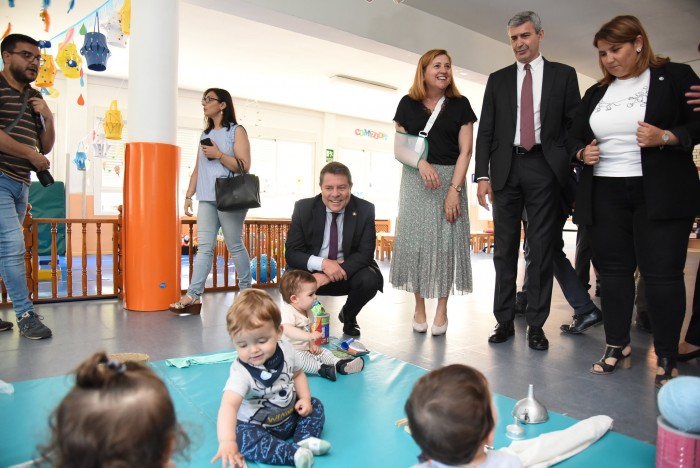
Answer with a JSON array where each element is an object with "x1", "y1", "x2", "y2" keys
[
  {"x1": 285, "y1": 194, "x2": 383, "y2": 290},
  {"x1": 475, "y1": 58, "x2": 581, "y2": 191},
  {"x1": 572, "y1": 63, "x2": 700, "y2": 225}
]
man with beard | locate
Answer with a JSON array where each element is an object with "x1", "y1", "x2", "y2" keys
[
  {"x1": 0, "y1": 34, "x2": 55, "y2": 339},
  {"x1": 285, "y1": 162, "x2": 383, "y2": 338}
]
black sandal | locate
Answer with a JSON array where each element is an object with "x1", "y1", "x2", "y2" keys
[
  {"x1": 655, "y1": 357, "x2": 677, "y2": 389},
  {"x1": 169, "y1": 295, "x2": 202, "y2": 315},
  {"x1": 590, "y1": 345, "x2": 632, "y2": 375}
]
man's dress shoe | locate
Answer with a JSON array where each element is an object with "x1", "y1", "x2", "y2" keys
[
  {"x1": 560, "y1": 307, "x2": 602, "y2": 335},
  {"x1": 527, "y1": 326, "x2": 549, "y2": 351},
  {"x1": 488, "y1": 321, "x2": 515, "y2": 343}
]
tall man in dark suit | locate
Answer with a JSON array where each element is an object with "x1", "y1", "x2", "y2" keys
[
  {"x1": 475, "y1": 11, "x2": 581, "y2": 350},
  {"x1": 285, "y1": 162, "x2": 383, "y2": 337}
]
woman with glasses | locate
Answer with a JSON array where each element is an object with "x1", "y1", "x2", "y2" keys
[{"x1": 170, "y1": 88, "x2": 252, "y2": 314}]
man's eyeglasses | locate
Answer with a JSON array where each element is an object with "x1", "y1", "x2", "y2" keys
[
  {"x1": 9, "y1": 50, "x2": 46, "y2": 66},
  {"x1": 201, "y1": 96, "x2": 222, "y2": 104}
]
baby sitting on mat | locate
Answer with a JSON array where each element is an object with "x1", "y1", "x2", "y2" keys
[
  {"x1": 279, "y1": 270, "x2": 364, "y2": 381},
  {"x1": 213, "y1": 289, "x2": 331, "y2": 468},
  {"x1": 406, "y1": 364, "x2": 523, "y2": 467}
]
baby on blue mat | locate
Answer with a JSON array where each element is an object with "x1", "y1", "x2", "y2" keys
[
  {"x1": 39, "y1": 352, "x2": 189, "y2": 467},
  {"x1": 213, "y1": 289, "x2": 331, "y2": 468},
  {"x1": 279, "y1": 270, "x2": 364, "y2": 381},
  {"x1": 406, "y1": 364, "x2": 523, "y2": 468}
]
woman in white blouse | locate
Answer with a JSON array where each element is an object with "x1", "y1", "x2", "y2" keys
[{"x1": 571, "y1": 15, "x2": 700, "y2": 388}]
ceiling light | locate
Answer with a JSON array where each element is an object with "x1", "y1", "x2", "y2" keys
[{"x1": 330, "y1": 74, "x2": 398, "y2": 91}]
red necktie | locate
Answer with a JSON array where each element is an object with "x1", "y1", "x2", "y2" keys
[
  {"x1": 328, "y1": 212, "x2": 339, "y2": 260},
  {"x1": 520, "y1": 63, "x2": 535, "y2": 151}
]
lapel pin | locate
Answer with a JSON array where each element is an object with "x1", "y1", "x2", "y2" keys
[
  {"x1": 659, "y1": 76, "x2": 665, "y2": 81},
  {"x1": 353, "y1": 212, "x2": 357, "y2": 216}
]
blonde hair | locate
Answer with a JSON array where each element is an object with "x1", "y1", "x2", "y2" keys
[
  {"x1": 593, "y1": 15, "x2": 669, "y2": 85},
  {"x1": 279, "y1": 270, "x2": 316, "y2": 304},
  {"x1": 408, "y1": 49, "x2": 462, "y2": 101},
  {"x1": 226, "y1": 289, "x2": 281, "y2": 336}
]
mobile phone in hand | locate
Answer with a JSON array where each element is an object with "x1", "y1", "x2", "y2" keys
[{"x1": 200, "y1": 138, "x2": 217, "y2": 160}]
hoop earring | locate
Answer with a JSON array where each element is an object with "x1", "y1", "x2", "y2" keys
[{"x1": 636, "y1": 47, "x2": 642, "y2": 53}]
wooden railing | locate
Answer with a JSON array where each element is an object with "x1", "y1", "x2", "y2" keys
[
  {"x1": 0, "y1": 206, "x2": 291, "y2": 308},
  {"x1": 0, "y1": 204, "x2": 123, "y2": 305},
  {"x1": 180, "y1": 218, "x2": 290, "y2": 292}
]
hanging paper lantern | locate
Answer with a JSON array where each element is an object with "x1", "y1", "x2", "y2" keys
[
  {"x1": 80, "y1": 14, "x2": 110, "y2": 72},
  {"x1": 92, "y1": 132, "x2": 110, "y2": 158},
  {"x1": 35, "y1": 52, "x2": 57, "y2": 88},
  {"x1": 80, "y1": 32, "x2": 110, "y2": 71},
  {"x1": 103, "y1": 100, "x2": 124, "y2": 140},
  {"x1": 56, "y1": 42, "x2": 82, "y2": 78},
  {"x1": 102, "y1": 10, "x2": 128, "y2": 48},
  {"x1": 119, "y1": 0, "x2": 131, "y2": 35},
  {"x1": 73, "y1": 149, "x2": 87, "y2": 171}
]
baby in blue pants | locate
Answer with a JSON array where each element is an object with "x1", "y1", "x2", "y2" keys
[{"x1": 213, "y1": 289, "x2": 331, "y2": 468}]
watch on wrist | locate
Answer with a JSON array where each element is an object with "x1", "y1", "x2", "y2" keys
[
  {"x1": 450, "y1": 183, "x2": 462, "y2": 193},
  {"x1": 660, "y1": 131, "x2": 670, "y2": 149}
]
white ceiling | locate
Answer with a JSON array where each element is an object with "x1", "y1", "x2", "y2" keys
[{"x1": 3, "y1": 0, "x2": 699, "y2": 124}]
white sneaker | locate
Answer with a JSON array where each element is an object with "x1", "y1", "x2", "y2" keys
[
  {"x1": 294, "y1": 447, "x2": 314, "y2": 468},
  {"x1": 299, "y1": 436, "x2": 331, "y2": 455}
]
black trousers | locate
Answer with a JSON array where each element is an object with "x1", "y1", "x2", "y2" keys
[
  {"x1": 492, "y1": 151, "x2": 558, "y2": 327},
  {"x1": 316, "y1": 266, "x2": 381, "y2": 322},
  {"x1": 589, "y1": 177, "x2": 692, "y2": 358},
  {"x1": 685, "y1": 260, "x2": 700, "y2": 346},
  {"x1": 575, "y1": 224, "x2": 600, "y2": 291}
]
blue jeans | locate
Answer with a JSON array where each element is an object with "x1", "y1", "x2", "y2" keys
[
  {"x1": 0, "y1": 173, "x2": 33, "y2": 318},
  {"x1": 236, "y1": 397, "x2": 325, "y2": 465},
  {"x1": 187, "y1": 201, "x2": 251, "y2": 298}
]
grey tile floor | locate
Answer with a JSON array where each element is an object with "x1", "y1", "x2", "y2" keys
[{"x1": 1, "y1": 232, "x2": 698, "y2": 445}]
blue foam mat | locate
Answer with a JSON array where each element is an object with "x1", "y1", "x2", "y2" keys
[{"x1": 0, "y1": 352, "x2": 655, "y2": 467}]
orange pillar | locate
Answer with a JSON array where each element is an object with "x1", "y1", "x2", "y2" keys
[{"x1": 123, "y1": 142, "x2": 180, "y2": 311}]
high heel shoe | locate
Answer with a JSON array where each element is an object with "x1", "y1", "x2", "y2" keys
[
  {"x1": 412, "y1": 316, "x2": 428, "y2": 333},
  {"x1": 169, "y1": 294, "x2": 202, "y2": 315},
  {"x1": 590, "y1": 345, "x2": 631, "y2": 375},
  {"x1": 431, "y1": 318, "x2": 448, "y2": 336},
  {"x1": 655, "y1": 357, "x2": 677, "y2": 389},
  {"x1": 677, "y1": 343, "x2": 700, "y2": 362}
]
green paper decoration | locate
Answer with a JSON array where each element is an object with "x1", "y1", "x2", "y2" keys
[{"x1": 79, "y1": 24, "x2": 87, "y2": 35}]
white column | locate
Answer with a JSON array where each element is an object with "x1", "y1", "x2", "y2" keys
[{"x1": 128, "y1": 0, "x2": 178, "y2": 144}]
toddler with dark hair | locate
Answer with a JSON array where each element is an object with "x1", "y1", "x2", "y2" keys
[
  {"x1": 41, "y1": 352, "x2": 188, "y2": 468},
  {"x1": 405, "y1": 364, "x2": 522, "y2": 467}
]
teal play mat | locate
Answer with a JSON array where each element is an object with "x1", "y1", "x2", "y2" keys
[{"x1": 0, "y1": 352, "x2": 655, "y2": 467}]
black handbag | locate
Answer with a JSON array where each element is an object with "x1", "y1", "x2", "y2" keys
[{"x1": 214, "y1": 158, "x2": 261, "y2": 211}]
